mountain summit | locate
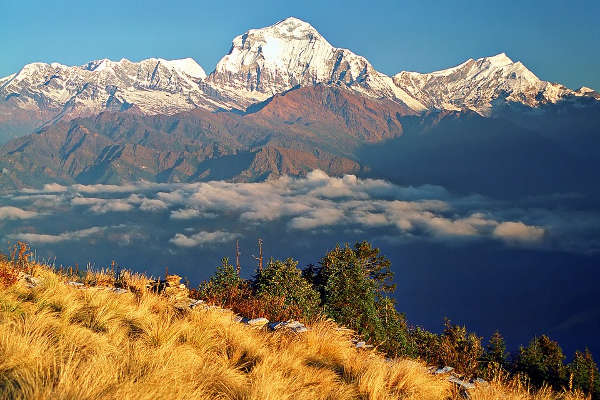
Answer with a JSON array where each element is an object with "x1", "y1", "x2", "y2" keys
[
  {"x1": 206, "y1": 17, "x2": 426, "y2": 111},
  {"x1": 394, "y1": 53, "x2": 577, "y2": 115},
  {"x1": 0, "y1": 17, "x2": 597, "y2": 142}
]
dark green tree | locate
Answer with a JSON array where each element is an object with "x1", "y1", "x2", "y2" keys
[
  {"x1": 310, "y1": 241, "x2": 406, "y2": 347},
  {"x1": 514, "y1": 335, "x2": 567, "y2": 390},
  {"x1": 408, "y1": 327, "x2": 440, "y2": 364},
  {"x1": 568, "y1": 349, "x2": 600, "y2": 400},
  {"x1": 484, "y1": 330, "x2": 508, "y2": 367},
  {"x1": 254, "y1": 258, "x2": 321, "y2": 319},
  {"x1": 200, "y1": 257, "x2": 242, "y2": 303},
  {"x1": 438, "y1": 319, "x2": 484, "y2": 377}
]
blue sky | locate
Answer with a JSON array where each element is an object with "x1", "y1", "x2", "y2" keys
[{"x1": 1, "y1": 0, "x2": 598, "y2": 90}]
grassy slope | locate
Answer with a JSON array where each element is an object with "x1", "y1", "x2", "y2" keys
[{"x1": 0, "y1": 260, "x2": 586, "y2": 400}]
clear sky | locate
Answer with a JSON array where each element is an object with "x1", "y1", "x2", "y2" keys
[{"x1": 1, "y1": 0, "x2": 598, "y2": 90}]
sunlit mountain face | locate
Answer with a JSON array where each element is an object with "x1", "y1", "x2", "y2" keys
[{"x1": 1, "y1": 17, "x2": 599, "y2": 359}]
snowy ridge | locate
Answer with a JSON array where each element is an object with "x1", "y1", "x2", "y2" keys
[
  {"x1": 393, "y1": 53, "x2": 577, "y2": 115},
  {"x1": 0, "y1": 17, "x2": 597, "y2": 130},
  {"x1": 1, "y1": 57, "x2": 211, "y2": 119},
  {"x1": 205, "y1": 17, "x2": 426, "y2": 111}
]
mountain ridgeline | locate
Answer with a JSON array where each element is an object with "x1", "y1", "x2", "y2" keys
[{"x1": 0, "y1": 17, "x2": 599, "y2": 198}]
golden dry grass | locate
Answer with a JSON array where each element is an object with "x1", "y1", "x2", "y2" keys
[{"x1": 0, "y1": 259, "x2": 587, "y2": 400}]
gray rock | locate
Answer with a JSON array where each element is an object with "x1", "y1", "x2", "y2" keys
[
  {"x1": 188, "y1": 299, "x2": 205, "y2": 309},
  {"x1": 245, "y1": 317, "x2": 269, "y2": 327},
  {"x1": 110, "y1": 287, "x2": 128, "y2": 294},
  {"x1": 268, "y1": 320, "x2": 309, "y2": 333},
  {"x1": 448, "y1": 376, "x2": 475, "y2": 390},
  {"x1": 21, "y1": 274, "x2": 41, "y2": 288},
  {"x1": 232, "y1": 315, "x2": 244, "y2": 323},
  {"x1": 434, "y1": 366, "x2": 454, "y2": 374},
  {"x1": 67, "y1": 281, "x2": 85, "y2": 288}
]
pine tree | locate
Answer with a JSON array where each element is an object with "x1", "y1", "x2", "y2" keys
[
  {"x1": 568, "y1": 349, "x2": 600, "y2": 400},
  {"x1": 254, "y1": 258, "x2": 321, "y2": 319},
  {"x1": 484, "y1": 331, "x2": 508, "y2": 367},
  {"x1": 311, "y1": 241, "x2": 406, "y2": 347},
  {"x1": 514, "y1": 335, "x2": 567, "y2": 390}
]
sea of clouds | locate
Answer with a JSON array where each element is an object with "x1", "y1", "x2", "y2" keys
[{"x1": 1, "y1": 170, "x2": 599, "y2": 255}]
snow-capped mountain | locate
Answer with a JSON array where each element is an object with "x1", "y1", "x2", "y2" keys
[
  {"x1": 393, "y1": 53, "x2": 594, "y2": 115},
  {"x1": 0, "y1": 16, "x2": 598, "y2": 141},
  {"x1": 0, "y1": 57, "x2": 214, "y2": 121},
  {"x1": 205, "y1": 17, "x2": 426, "y2": 111}
]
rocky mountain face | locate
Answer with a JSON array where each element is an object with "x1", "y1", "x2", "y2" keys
[
  {"x1": 204, "y1": 17, "x2": 426, "y2": 111},
  {"x1": 393, "y1": 53, "x2": 598, "y2": 115},
  {"x1": 2, "y1": 17, "x2": 597, "y2": 144},
  {"x1": 0, "y1": 58, "x2": 215, "y2": 142},
  {"x1": 0, "y1": 85, "x2": 414, "y2": 190},
  {"x1": 0, "y1": 17, "x2": 598, "y2": 193}
]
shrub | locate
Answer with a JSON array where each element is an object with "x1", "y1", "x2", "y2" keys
[
  {"x1": 513, "y1": 335, "x2": 567, "y2": 390},
  {"x1": 311, "y1": 243, "x2": 383, "y2": 341},
  {"x1": 408, "y1": 327, "x2": 441, "y2": 364},
  {"x1": 437, "y1": 319, "x2": 483, "y2": 377},
  {"x1": 0, "y1": 252, "x2": 18, "y2": 287},
  {"x1": 0, "y1": 264, "x2": 18, "y2": 287},
  {"x1": 199, "y1": 257, "x2": 242, "y2": 306},
  {"x1": 308, "y1": 241, "x2": 410, "y2": 352},
  {"x1": 568, "y1": 349, "x2": 600, "y2": 400},
  {"x1": 485, "y1": 331, "x2": 508, "y2": 365},
  {"x1": 254, "y1": 258, "x2": 321, "y2": 320},
  {"x1": 376, "y1": 296, "x2": 412, "y2": 357}
]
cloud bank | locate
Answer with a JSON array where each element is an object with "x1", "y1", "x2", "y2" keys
[{"x1": 4, "y1": 170, "x2": 598, "y2": 252}]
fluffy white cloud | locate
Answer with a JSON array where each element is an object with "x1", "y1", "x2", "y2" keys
[
  {"x1": 493, "y1": 222, "x2": 545, "y2": 243},
  {"x1": 71, "y1": 197, "x2": 134, "y2": 214},
  {"x1": 170, "y1": 209, "x2": 200, "y2": 220},
  {"x1": 7, "y1": 171, "x2": 555, "y2": 248},
  {"x1": 169, "y1": 231, "x2": 241, "y2": 247},
  {"x1": 10, "y1": 227, "x2": 105, "y2": 244},
  {"x1": 139, "y1": 198, "x2": 168, "y2": 212},
  {"x1": 0, "y1": 206, "x2": 38, "y2": 220}
]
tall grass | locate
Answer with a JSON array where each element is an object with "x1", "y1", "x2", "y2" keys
[{"x1": 0, "y1": 258, "x2": 586, "y2": 400}]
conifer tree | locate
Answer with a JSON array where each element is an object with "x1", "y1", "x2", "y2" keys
[{"x1": 568, "y1": 349, "x2": 600, "y2": 400}]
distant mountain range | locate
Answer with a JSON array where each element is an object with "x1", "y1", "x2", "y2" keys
[{"x1": 1, "y1": 17, "x2": 598, "y2": 196}]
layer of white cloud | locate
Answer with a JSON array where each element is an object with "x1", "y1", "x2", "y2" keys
[
  {"x1": 493, "y1": 221, "x2": 545, "y2": 243},
  {"x1": 6, "y1": 170, "x2": 578, "y2": 249},
  {"x1": 169, "y1": 231, "x2": 241, "y2": 247},
  {"x1": 0, "y1": 206, "x2": 38, "y2": 220},
  {"x1": 10, "y1": 227, "x2": 105, "y2": 244}
]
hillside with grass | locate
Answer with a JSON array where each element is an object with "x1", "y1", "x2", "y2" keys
[{"x1": 0, "y1": 242, "x2": 597, "y2": 400}]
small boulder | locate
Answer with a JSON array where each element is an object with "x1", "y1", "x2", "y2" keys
[
  {"x1": 268, "y1": 320, "x2": 308, "y2": 333},
  {"x1": 67, "y1": 281, "x2": 85, "y2": 288},
  {"x1": 18, "y1": 273, "x2": 41, "y2": 288},
  {"x1": 245, "y1": 317, "x2": 269, "y2": 327},
  {"x1": 232, "y1": 315, "x2": 244, "y2": 323},
  {"x1": 434, "y1": 366, "x2": 454, "y2": 374},
  {"x1": 188, "y1": 299, "x2": 205, "y2": 309},
  {"x1": 448, "y1": 375, "x2": 475, "y2": 390}
]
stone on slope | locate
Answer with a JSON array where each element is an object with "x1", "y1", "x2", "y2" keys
[{"x1": 245, "y1": 317, "x2": 269, "y2": 327}]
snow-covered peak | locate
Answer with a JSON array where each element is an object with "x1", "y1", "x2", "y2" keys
[
  {"x1": 212, "y1": 17, "x2": 335, "y2": 76},
  {"x1": 207, "y1": 17, "x2": 425, "y2": 111},
  {"x1": 0, "y1": 56, "x2": 216, "y2": 125},
  {"x1": 576, "y1": 86, "x2": 596, "y2": 94},
  {"x1": 484, "y1": 52, "x2": 514, "y2": 67},
  {"x1": 391, "y1": 52, "x2": 570, "y2": 114},
  {"x1": 162, "y1": 58, "x2": 206, "y2": 79},
  {"x1": 269, "y1": 17, "x2": 322, "y2": 38},
  {"x1": 81, "y1": 57, "x2": 206, "y2": 79}
]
